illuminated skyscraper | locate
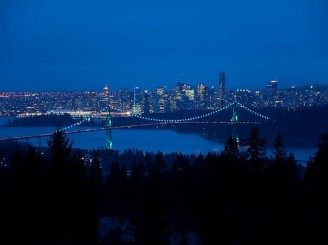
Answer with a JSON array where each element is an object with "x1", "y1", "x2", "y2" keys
[
  {"x1": 266, "y1": 80, "x2": 278, "y2": 95},
  {"x1": 218, "y1": 72, "x2": 226, "y2": 107},
  {"x1": 98, "y1": 84, "x2": 110, "y2": 111},
  {"x1": 219, "y1": 72, "x2": 225, "y2": 92},
  {"x1": 103, "y1": 84, "x2": 109, "y2": 95},
  {"x1": 142, "y1": 90, "x2": 153, "y2": 114}
]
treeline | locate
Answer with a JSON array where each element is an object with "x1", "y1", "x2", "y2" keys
[{"x1": 0, "y1": 127, "x2": 328, "y2": 244}]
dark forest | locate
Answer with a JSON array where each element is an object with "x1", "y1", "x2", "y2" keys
[{"x1": 0, "y1": 127, "x2": 328, "y2": 244}]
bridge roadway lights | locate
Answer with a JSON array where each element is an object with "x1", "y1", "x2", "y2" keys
[{"x1": 0, "y1": 103, "x2": 273, "y2": 144}]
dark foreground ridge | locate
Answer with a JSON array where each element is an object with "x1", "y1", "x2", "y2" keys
[{"x1": 1, "y1": 126, "x2": 328, "y2": 244}]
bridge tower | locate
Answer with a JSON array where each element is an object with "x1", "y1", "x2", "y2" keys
[
  {"x1": 105, "y1": 105, "x2": 113, "y2": 150},
  {"x1": 231, "y1": 103, "x2": 240, "y2": 145},
  {"x1": 103, "y1": 84, "x2": 112, "y2": 150}
]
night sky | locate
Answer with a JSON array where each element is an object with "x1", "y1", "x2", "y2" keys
[{"x1": 1, "y1": 0, "x2": 327, "y2": 92}]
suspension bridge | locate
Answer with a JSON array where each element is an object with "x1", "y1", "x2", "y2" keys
[{"x1": 0, "y1": 102, "x2": 274, "y2": 150}]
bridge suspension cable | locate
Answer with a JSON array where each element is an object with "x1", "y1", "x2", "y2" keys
[
  {"x1": 236, "y1": 102, "x2": 273, "y2": 121},
  {"x1": 0, "y1": 102, "x2": 274, "y2": 142},
  {"x1": 54, "y1": 101, "x2": 274, "y2": 133},
  {"x1": 107, "y1": 102, "x2": 274, "y2": 122}
]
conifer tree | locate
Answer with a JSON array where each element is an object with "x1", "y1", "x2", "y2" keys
[
  {"x1": 89, "y1": 150, "x2": 103, "y2": 216},
  {"x1": 46, "y1": 128, "x2": 74, "y2": 170},
  {"x1": 304, "y1": 130, "x2": 328, "y2": 231},
  {"x1": 272, "y1": 133, "x2": 287, "y2": 163},
  {"x1": 245, "y1": 127, "x2": 267, "y2": 172},
  {"x1": 223, "y1": 136, "x2": 240, "y2": 161},
  {"x1": 42, "y1": 128, "x2": 95, "y2": 242}
]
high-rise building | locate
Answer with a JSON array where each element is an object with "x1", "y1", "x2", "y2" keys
[
  {"x1": 103, "y1": 84, "x2": 109, "y2": 95},
  {"x1": 218, "y1": 72, "x2": 226, "y2": 107},
  {"x1": 142, "y1": 90, "x2": 153, "y2": 114},
  {"x1": 98, "y1": 84, "x2": 110, "y2": 111},
  {"x1": 219, "y1": 72, "x2": 225, "y2": 94},
  {"x1": 83, "y1": 91, "x2": 98, "y2": 111},
  {"x1": 266, "y1": 80, "x2": 278, "y2": 94},
  {"x1": 265, "y1": 80, "x2": 278, "y2": 107},
  {"x1": 195, "y1": 83, "x2": 206, "y2": 110},
  {"x1": 156, "y1": 86, "x2": 166, "y2": 96}
]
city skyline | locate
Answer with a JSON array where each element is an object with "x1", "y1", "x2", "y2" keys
[
  {"x1": 1, "y1": 0, "x2": 328, "y2": 91},
  {"x1": 0, "y1": 78, "x2": 325, "y2": 93},
  {"x1": 1, "y1": 82, "x2": 327, "y2": 118}
]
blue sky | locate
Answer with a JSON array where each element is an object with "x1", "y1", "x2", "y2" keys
[{"x1": 0, "y1": 0, "x2": 327, "y2": 91}]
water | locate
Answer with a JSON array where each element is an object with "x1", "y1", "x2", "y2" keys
[
  {"x1": 49, "y1": 128, "x2": 223, "y2": 155},
  {"x1": 0, "y1": 117, "x2": 317, "y2": 163},
  {"x1": 0, "y1": 117, "x2": 223, "y2": 155}
]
